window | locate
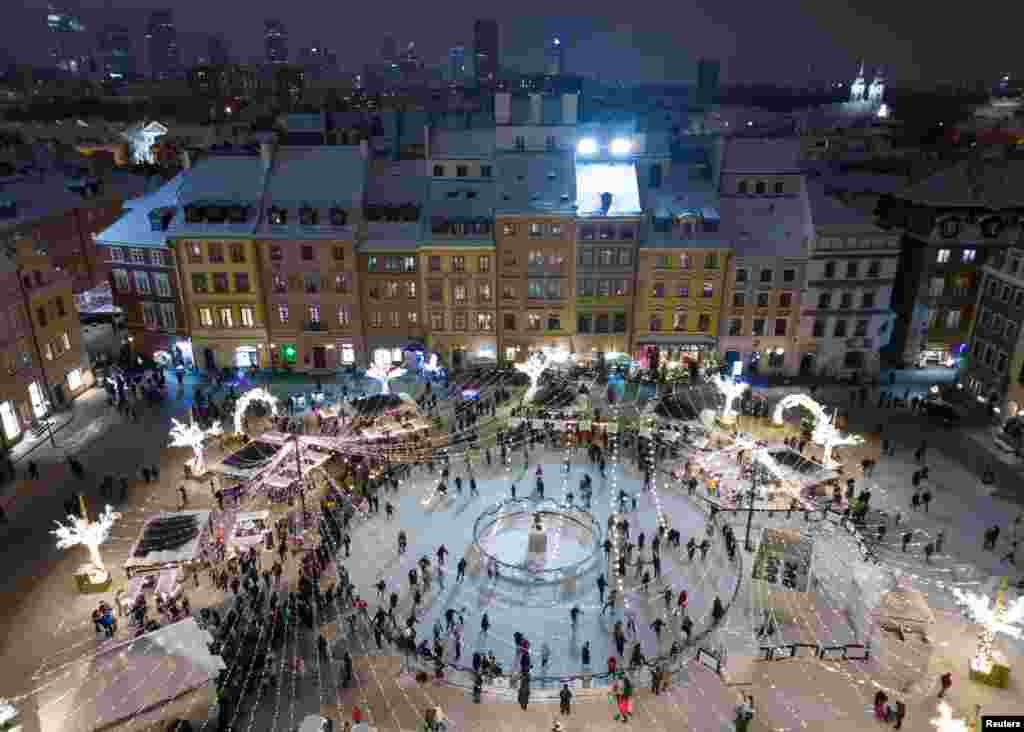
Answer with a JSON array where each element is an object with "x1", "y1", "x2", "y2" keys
[
  {"x1": 774, "y1": 182, "x2": 784, "y2": 195},
  {"x1": 867, "y1": 260, "x2": 881, "y2": 277},
  {"x1": 199, "y1": 307, "x2": 213, "y2": 327},
  {"x1": 110, "y1": 247, "x2": 124, "y2": 262},
  {"x1": 329, "y1": 273, "x2": 347, "y2": 294},
  {"x1": 452, "y1": 256, "x2": 465, "y2": 273},
  {"x1": 846, "y1": 261, "x2": 859, "y2": 278},
  {"x1": 453, "y1": 312, "x2": 466, "y2": 330},
  {"x1": 385, "y1": 281, "x2": 399, "y2": 298},
  {"x1": 61, "y1": 331, "x2": 71, "y2": 352},
  {"x1": 760, "y1": 268, "x2": 773, "y2": 283},
  {"x1": 479, "y1": 283, "x2": 492, "y2": 302},
  {"x1": 219, "y1": 307, "x2": 233, "y2": 328},
  {"x1": 755, "y1": 181, "x2": 766, "y2": 195},
  {"x1": 303, "y1": 305, "x2": 319, "y2": 325},
  {"x1": 502, "y1": 223, "x2": 518, "y2": 237},
  {"x1": 946, "y1": 309, "x2": 962, "y2": 329},
  {"x1": 337, "y1": 305, "x2": 351, "y2": 326},
  {"x1": 962, "y1": 249, "x2": 976, "y2": 263},
  {"x1": 504, "y1": 313, "x2": 516, "y2": 331},
  {"x1": 528, "y1": 313, "x2": 542, "y2": 330},
  {"x1": 756, "y1": 292, "x2": 770, "y2": 308},
  {"x1": 129, "y1": 247, "x2": 146, "y2": 264},
  {"x1": 854, "y1": 319, "x2": 868, "y2": 337},
  {"x1": 230, "y1": 243, "x2": 245, "y2": 263},
  {"x1": 774, "y1": 318, "x2": 787, "y2": 336},
  {"x1": 840, "y1": 292, "x2": 853, "y2": 309},
  {"x1": 620, "y1": 226, "x2": 635, "y2": 241},
  {"x1": 937, "y1": 249, "x2": 951, "y2": 263},
  {"x1": 529, "y1": 223, "x2": 543, "y2": 238},
  {"x1": 695, "y1": 314, "x2": 709, "y2": 331},
  {"x1": 429, "y1": 283, "x2": 443, "y2": 303},
  {"x1": 738, "y1": 181, "x2": 748, "y2": 194},
  {"x1": 729, "y1": 318, "x2": 742, "y2": 336},
  {"x1": 389, "y1": 311, "x2": 400, "y2": 328},
  {"x1": 278, "y1": 304, "x2": 289, "y2": 324},
  {"x1": 270, "y1": 245, "x2": 283, "y2": 261},
  {"x1": 779, "y1": 292, "x2": 793, "y2": 308},
  {"x1": 546, "y1": 281, "x2": 561, "y2": 299},
  {"x1": 833, "y1": 319, "x2": 847, "y2": 337},
  {"x1": 233, "y1": 273, "x2": 250, "y2": 292},
  {"x1": 429, "y1": 256, "x2": 441, "y2": 272},
  {"x1": 547, "y1": 314, "x2": 561, "y2": 330},
  {"x1": 207, "y1": 242, "x2": 224, "y2": 263},
  {"x1": 403, "y1": 256, "x2": 416, "y2": 273},
  {"x1": 578, "y1": 248, "x2": 594, "y2": 266},
  {"x1": 370, "y1": 312, "x2": 383, "y2": 328},
  {"x1": 736, "y1": 268, "x2": 748, "y2": 283},
  {"x1": 367, "y1": 256, "x2": 378, "y2": 272},
  {"x1": 454, "y1": 285, "x2": 467, "y2": 304},
  {"x1": 481, "y1": 165, "x2": 492, "y2": 178},
  {"x1": 651, "y1": 282, "x2": 665, "y2": 298},
  {"x1": 133, "y1": 271, "x2": 151, "y2": 294},
  {"x1": 928, "y1": 277, "x2": 944, "y2": 297},
  {"x1": 433, "y1": 164, "x2": 444, "y2": 176},
  {"x1": 672, "y1": 312, "x2": 687, "y2": 331},
  {"x1": 456, "y1": 165, "x2": 468, "y2": 177},
  {"x1": 752, "y1": 318, "x2": 765, "y2": 336},
  {"x1": 550, "y1": 223, "x2": 562, "y2": 237},
  {"x1": 733, "y1": 292, "x2": 745, "y2": 307},
  {"x1": 240, "y1": 307, "x2": 254, "y2": 327},
  {"x1": 613, "y1": 313, "x2": 626, "y2": 333},
  {"x1": 332, "y1": 246, "x2": 345, "y2": 261},
  {"x1": 813, "y1": 319, "x2": 825, "y2": 337},
  {"x1": 479, "y1": 255, "x2": 491, "y2": 272},
  {"x1": 153, "y1": 273, "x2": 171, "y2": 298},
  {"x1": 213, "y1": 273, "x2": 228, "y2": 293},
  {"x1": 408, "y1": 311, "x2": 419, "y2": 325},
  {"x1": 597, "y1": 279, "x2": 611, "y2": 297},
  {"x1": 405, "y1": 281, "x2": 417, "y2": 299},
  {"x1": 191, "y1": 273, "x2": 208, "y2": 293},
  {"x1": 301, "y1": 245, "x2": 314, "y2": 261},
  {"x1": 702, "y1": 282, "x2": 713, "y2": 298},
  {"x1": 679, "y1": 253, "x2": 692, "y2": 270},
  {"x1": 149, "y1": 250, "x2": 164, "y2": 266},
  {"x1": 502, "y1": 283, "x2": 516, "y2": 299},
  {"x1": 44, "y1": 342, "x2": 53, "y2": 360},
  {"x1": 578, "y1": 279, "x2": 594, "y2": 297},
  {"x1": 600, "y1": 249, "x2": 616, "y2": 266},
  {"x1": 430, "y1": 312, "x2": 444, "y2": 330},
  {"x1": 862, "y1": 291, "x2": 875, "y2": 309},
  {"x1": 677, "y1": 283, "x2": 690, "y2": 298},
  {"x1": 477, "y1": 313, "x2": 493, "y2": 331},
  {"x1": 704, "y1": 253, "x2": 718, "y2": 269},
  {"x1": 578, "y1": 313, "x2": 594, "y2": 333},
  {"x1": 656, "y1": 255, "x2": 671, "y2": 269},
  {"x1": 768, "y1": 350, "x2": 785, "y2": 368},
  {"x1": 304, "y1": 273, "x2": 320, "y2": 294},
  {"x1": 159, "y1": 303, "x2": 176, "y2": 330},
  {"x1": 619, "y1": 249, "x2": 632, "y2": 266},
  {"x1": 818, "y1": 293, "x2": 831, "y2": 309},
  {"x1": 649, "y1": 315, "x2": 662, "y2": 331},
  {"x1": 824, "y1": 261, "x2": 836, "y2": 278}
]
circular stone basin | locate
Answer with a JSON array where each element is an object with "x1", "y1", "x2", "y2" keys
[{"x1": 474, "y1": 499, "x2": 601, "y2": 579}]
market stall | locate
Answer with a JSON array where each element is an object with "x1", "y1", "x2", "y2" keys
[{"x1": 123, "y1": 511, "x2": 210, "y2": 578}]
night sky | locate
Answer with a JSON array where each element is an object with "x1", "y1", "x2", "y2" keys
[{"x1": 8, "y1": 0, "x2": 1018, "y2": 84}]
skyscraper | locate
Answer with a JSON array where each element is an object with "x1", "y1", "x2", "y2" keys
[
  {"x1": 448, "y1": 46, "x2": 466, "y2": 83},
  {"x1": 96, "y1": 24, "x2": 134, "y2": 80},
  {"x1": 473, "y1": 19, "x2": 499, "y2": 84},
  {"x1": 545, "y1": 36, "x2": 565, "y2": 76},
  {"x1": 145, "y1": 9, "x2": 179, "y2": 80},
  {"x1": 46, "y1": 3, "x2": 87, "y2": 74},
  {"x1": 265, "y1": 20, "x2": 288, "y2": 65}
]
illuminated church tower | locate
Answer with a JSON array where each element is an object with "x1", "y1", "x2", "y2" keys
[{"x1": 850, "y1": 61, "x2": 867, "y2": 103}]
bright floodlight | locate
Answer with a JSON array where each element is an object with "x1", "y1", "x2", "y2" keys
[
  {"x1": 610, "y1": 138, "x2": 632, "y2": 155},
  {"x1": 576, "y1": 138, "x2": 598, "y2": 155}
]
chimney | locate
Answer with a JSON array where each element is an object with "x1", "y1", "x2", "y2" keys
[
  {"x1": 260, "y1": 141, "x2": 275, "y2": 173},
  {"x1": 561, "y1": 93, "x2": 579, "y2": 125},
  {"x1": 495, "y1": 92, "x2": 511, "y2": 124},
  {"x1": 529, "y1": 94, "x2": 542, "y2": 125}
]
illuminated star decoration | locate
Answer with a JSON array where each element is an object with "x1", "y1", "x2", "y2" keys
[
  {"x1": 52, "y1": 504, "x2": 122, "y2": 574},
  {"x1": 366, "y1": 364, "x2": 407, "y2": 395},
  {"x1": 710, "y1": 374, "x2": 750, "y2": 425},
  {"x1": 169, "y1": 417, "x2": 224, "y2": 476},
  {"x1": 515, "y1": 352, "x2": 549, "y2": 403},
  {"x1": 232, "y1": 387, "x2": 280, "y2": 435},
  {"x1": 951, "y1": 584, "x2": 1024, "y2": 675}
]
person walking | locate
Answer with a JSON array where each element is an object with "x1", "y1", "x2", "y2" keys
[
  {"x1": 938, "y1": 671, "x2": 952, "y2": 698},
  {"x1": 559, "y1": 682, "x2": 573, "y2": 715},
  {"x1": 456, "y1": 556, "x2": 467, "y2": 583},
  {"x1": 597, "y1": 573, "x2": 607, "y2": 604},
  {"x1": 518, "y1": 676, "x2": 531, "y2": 710},
  {"x1": 922, "y1": 489, "x2": 932, "y2": 513},
  {"x1": 893, "y1": 699, "x2": 906, "y2": 729}
]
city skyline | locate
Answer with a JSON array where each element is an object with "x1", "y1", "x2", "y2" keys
[{"x1": 11, "y1": 0, "x2": 1024, "y2": 84}]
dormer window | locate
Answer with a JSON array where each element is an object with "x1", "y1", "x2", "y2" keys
[
  {"x1": 269, "y1": 206, "x2": 288, "y2": 225},
  {"x1": 299, "y1": 204, "x2": 318, "y2": 226},
  {"x1": 184, "y1": 205, "x2": 203, "y2": 224},
  {"x1": 940, "y1": 219, "x2": 960, "y2": 238},
  {"x1": 205, "y1": 205, "x2": 226, "y2": 223},
  {"x1": 330, "y1": 207, "x2": 347, "y2": 226},
  {"x1": 982, "y1": 218, "x2": 1002, "y2": 238}
]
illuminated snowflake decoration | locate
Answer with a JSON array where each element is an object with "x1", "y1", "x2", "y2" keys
[
  {"x1": 366, "y1": 365, "x2": 407, "y2": 395},
  {"x1": 710, "y1": 374, "x2": 749, "y2": 424},
  {"x1": 169, "y1": 417, "x2": 224, "y2": 476},
  {"x1": 52, "y1": 504, "x2": 121, "y2": 572},
  {"x1": 233, "y1": 387, "x2": 280, "y2": 435}
]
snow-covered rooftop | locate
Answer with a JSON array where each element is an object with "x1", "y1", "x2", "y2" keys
[
  {"x1": 496, "y1": 152, "x2": 576, "y2": 214},
  {"x1": 896, "y1": 158, "x2": 1024, "y2": 207},
  {"x1": 575, "y1": 160, "x2": 641, "y2": 217},
  {"x1": 167, "y1": 156, "x2": 266, "y2": 237},
  {"x1": 0, "y1": 168, "x2": 147, "y2": 232},
  {"x1": 364, "y1": 160, "x2": 427, "y2": 247},
  {"x1": 722, "y1": 137, "x2": 802, "y2": 174},
  {"x1": 719, "y1": 189, "x2": 813, "y2": 258},
  {"x1": 95, "y1": 173, "x2": 185, "y2": 249},
  {"x1": 806, "y1": 182, "x2": 884, "y2": 229}
]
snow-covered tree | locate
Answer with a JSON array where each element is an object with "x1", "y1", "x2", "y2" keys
[
  {"x1": 52, "y1": 504, "x2": 121, "y2": 572},
  {"x1": 169, "y1": 417, "x2": 224, "y2": 476}
]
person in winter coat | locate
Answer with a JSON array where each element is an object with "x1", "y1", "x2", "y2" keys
[
  {"x1": 559, "y1": 683, "x2": 572, "y2": 715},
  {"x1": 938, "y1": 671, "x2": 952, "y2": 698}
]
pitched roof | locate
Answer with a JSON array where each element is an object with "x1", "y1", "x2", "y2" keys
[
  {"x1": 365, "y1": 160, "x2": 428, "y2": 247},
  {"x1": 95, "y1": 173, "x2": 186, "y2": 248},
  {"x1": 896, "y1": 159, "x2": 1024, "y2": 208},
  {"x1": 496, "y1": 152, "x2": 576, "y2": 214},
  {"x1": 575, "y1": 160, "x2": 641, "y2": 217},
  {"x1": 722, "y1": 137, "x2": 801, "y2": 174},
  {"x1": 429, "y1": 128, "x2": 496, "y2": 158},
  {"x1": 167, "y1": 155, "x2": 267, "y2": 237},
  {"x1": 0, "y1": 168, "x2": 146, "y2": 232},
  {"x1": 718, "y1": 189, "x2": 813, "y2": 258},
  {"x1": 806, "y1": 181, "x2": 884, "y2": 229}
]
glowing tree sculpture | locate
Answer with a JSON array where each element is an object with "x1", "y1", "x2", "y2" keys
[
  {"x1": 812, "y1": 410, "x2": 864, "y2": 469},
  {"x1": 169, "y1": 417, "x2": 224, "y2": 476},
  {"x1": 710, "y1": 374, "x2": 749, "y2": 425},
  {"x1": 952, "y1": 580, "x2": 1024, "y2": 677},
  {"x1": 515, "y1": 352, "x2": 549, "y2": 403},
  {"x1": 52, "y1": 504, "x2": 121, "y2": 575},
  {"x1": 367, "y1": 364, "x2": 407, "y2": 395},
  {"x1": 233, "y1": 387, "x2": 280, "y2": 435}
]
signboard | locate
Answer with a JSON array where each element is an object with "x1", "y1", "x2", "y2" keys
[
  {"x1": 751, "y1": 527, "x2": 814, "y2": 593},
  {"x1": 697, "y1": 648, "x2": 721, "y2": 673},
  {"x1": 819, "y1": 646, "x2": 845, "y2": 661}
]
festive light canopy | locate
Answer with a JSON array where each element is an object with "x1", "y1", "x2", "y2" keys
[
  {"x1": 169, "y1": 417, "x2": 224, "y2": 476},
  {"x1": 52, "y1": 504, "x2": 121, "y2": 572},
  {"x1": 233, "y1": 387, "x2": 280, "y2": 435}
]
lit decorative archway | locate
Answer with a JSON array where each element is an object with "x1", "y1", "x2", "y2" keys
[
  {"x1": 772, "y1": 393, "x2": 863, "y2": 468},
  {"x1": 772, "y1": 393, "x2": 828, "y2": 427},
  {"x1": 233, "y1": 387, "x2": 280, "y2": 435}
]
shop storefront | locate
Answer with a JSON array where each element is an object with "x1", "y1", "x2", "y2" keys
[
  {"x1": 28, "y1": 381, "x2": 48, "y2": 419},
  {"x1": 0, "y1": 400, "x2": 21, "y2": 442},
  {"x1": 634, "y1": 337, "x2": 717, "y2": 371}
]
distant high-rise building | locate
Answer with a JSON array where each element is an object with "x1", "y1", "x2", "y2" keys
[
  {"x1": 696, "y1": 58, "x2": 720, "y2": 105},
  {"x1": 448, "y1": 45, "x2": 466, "y2": 83},
  {"x1": 145, "y1": 9, "x2": 180, "y2": 80},
  {"x1": 545, "y1": 36, "x2": 565, "y2": 76},
  {"x1": 47, "y1": 3, "x2": 88, "y2": 74},
  {"x1": 473, "y1": 19, "x2": 499, "y2": 84},
  {"x1": 207, "y1": 33, "x2": 231, "y2": 66},
  {"x1": 96, "y1": 23, "x2": 133, "y2": 80},
  {"x1": 300, "y1": 42, "x2": 337, "y2": 80},
  {"x1": 265, "y1": 19, "x2": 288, "y2": 65}
]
